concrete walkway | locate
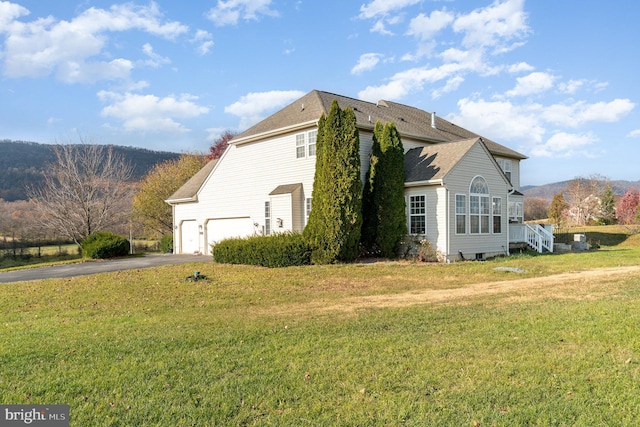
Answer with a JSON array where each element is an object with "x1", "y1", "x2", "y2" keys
[{"x1": 0, "y1": 254, "x2": 209, "y2": 284}]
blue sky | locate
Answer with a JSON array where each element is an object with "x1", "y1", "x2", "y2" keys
[{"x1": 0, "y1": 0, "x2": 638, "y2": 186}]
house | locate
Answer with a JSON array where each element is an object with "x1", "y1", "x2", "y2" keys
[{"x1": 166, "y1": 90, "x2": 553, "y2": 261}]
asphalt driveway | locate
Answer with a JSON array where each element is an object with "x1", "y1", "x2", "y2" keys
[{"x1": 0, "y1": 254, "x2": 209, "y2": 284}]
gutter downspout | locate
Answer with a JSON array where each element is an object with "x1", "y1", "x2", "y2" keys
[
  {"x1": 506, "y1": 188, "x2": 515, "y2": 256},
  {"x1": 446, "y1": 185, "x2": 451, "y2": 262},
  {"x1": 172, "y1": 204, "x2": 177, "y2": 254}
]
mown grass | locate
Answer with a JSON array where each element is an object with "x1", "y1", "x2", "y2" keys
[{"x1": 1, "y1": 229, "x2": 640, "y2": 425}]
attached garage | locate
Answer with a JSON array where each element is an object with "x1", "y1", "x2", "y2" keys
[
  {"x1": 180, "y1": 220, "x2": 199, "y2": 254},
  {"x1": 205, "y1": 217, "x2": 254, "y2": 254}
]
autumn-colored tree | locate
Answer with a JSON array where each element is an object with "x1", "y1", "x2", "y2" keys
[
  {"x1": 207, "y1": 130, "x2": 236, "y2": 160},
  {"x1": 548, "y1": 192, "x2": 569, "y2": 229},
  {"x1": 28, "y1": 143, "x2": 133, "y2": 245},
  {"x1": 132, "y1": 153, "x2": 208, "y2": 238},
  {"x1": 598, "y1": 182, "x2": 617, "y2": 225},
  {"x1": 615, "y1": 188, "x2": 640, "y2": 226}
]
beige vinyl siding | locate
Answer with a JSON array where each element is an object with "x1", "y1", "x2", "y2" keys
[
  {"x1": 173, "y1": 128, "x2": 318, "y2": 253},
  {"x1": 510, "y1": 159, "x2": 521, "y2": 190},
  {"x1": 444, "y1": 143, "x2": 509, "y2": 260},
  {"x1": 495, "y1": 156, "x2": 522, "y2": 190},
  {"x1": 173, "y1": 126, "x2": 378, "y2": 254}
]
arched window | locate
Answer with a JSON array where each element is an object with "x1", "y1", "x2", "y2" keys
[{"x1": 469, "y1": 176, "x2": 490, "y2": 234}]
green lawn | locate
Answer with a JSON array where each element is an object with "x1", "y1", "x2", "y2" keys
[{"x1": 1, "y1": 232, "x2": 640, "y2": 425}]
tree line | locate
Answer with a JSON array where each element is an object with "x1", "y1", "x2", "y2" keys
[{"x1": 0, "y1": 133, "x2": 232, "y2": 258}]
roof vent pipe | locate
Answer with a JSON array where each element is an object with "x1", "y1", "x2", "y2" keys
[{"x1": 431, "y1": 112, "x2": 437, "y2": 129}]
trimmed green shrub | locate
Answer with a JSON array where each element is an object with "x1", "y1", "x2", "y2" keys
[
  {"x1": 212, "y1": 232, "x2": 311, "y2": 267},
  {"x1": 160, "y1": 235, "x2": 173, "y2": 253},
  {"x1": 81, "y1": 231, "x2": 129, "y2": 259}
]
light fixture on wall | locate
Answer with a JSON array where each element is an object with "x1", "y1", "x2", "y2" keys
[
  {"x1": 276, "y1": 218, "x2": 283, "y2": 228},
  {"x1": 198, "y1": 224, "x2": 203, "y2": 234}
]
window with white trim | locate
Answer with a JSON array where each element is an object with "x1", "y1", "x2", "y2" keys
[
  {"x1": 496, "y1": 158, "x2": 512, "y2": 182},
  {"x1": 492, "y1": 197, "x2": 502, "y2": 234},
  {"x1": 455, "y1": 194, "x2": 466, "y2": 234},
  {"x1": 509, "y1": 201, "x2": 523, "y2": 223},
  {"x1": 308, "y1": 130, "x2": 317, "y2": 157},
  {"x1": 296, "y1": 134, "x2": 306, "y2": 158},
  {"x1": 305, "y1": 197, "x2": 312, "y2": 224},
  {"x1": 265, "y1": 201, "x2": 271, "y2": 235},
  {"x1": 295, "y1": 131, "x2": 317, "y2": 159},
  {"x1": 409, "y1": 195, "x2": 426, "y2": 235},
  {"x1": 470, "y1": 176, "x2": 490, "y2": 234}
]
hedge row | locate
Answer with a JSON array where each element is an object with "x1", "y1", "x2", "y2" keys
[
  {"x1": 81, "y1": 231, "x2": 129, "y2": 259},
  {"x1": 212, "y1": 232, "x2": 311, "y2": 267}
]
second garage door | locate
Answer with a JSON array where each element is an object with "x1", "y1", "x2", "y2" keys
[{"x1": 205, "y1": 217, "x2": 254, "y2": 254}]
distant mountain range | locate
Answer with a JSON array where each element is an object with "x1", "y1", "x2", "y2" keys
[
  {"x1": 2, "y1": 139, "x2": 638, "y2": 203},
  {"x1": 0, "y1": 140, "x2": 181, "y2": 201},
  {"x1": 522, "y1": 180, "x2": 640, "y2": 200}
]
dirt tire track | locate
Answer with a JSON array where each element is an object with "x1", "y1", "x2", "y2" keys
[{"x1": 274, "y1": 265, "x2": 640, "y2": 316}]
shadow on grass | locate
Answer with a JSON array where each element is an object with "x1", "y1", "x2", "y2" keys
[{"x1": 554, "y1": 232, "x2": 630, "y2": 246}]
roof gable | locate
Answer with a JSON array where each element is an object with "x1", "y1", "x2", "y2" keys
[
  {"x1": 233, "y1": 90, "x2": 526, "y2": 160},
  {"x1": 405, "y1": 138, "x2": 479, "y2": 183},
  {"x1": 166, "y1": 159, "x2": 217, "y2": 203}
]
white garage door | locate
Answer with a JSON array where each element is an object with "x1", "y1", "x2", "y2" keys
[
  {"x1": 180, "y1": 220, "x2": 199, "y2": 254},
  {"x1": 206, "y1": 217, "x2": 254, "y2": 253}
]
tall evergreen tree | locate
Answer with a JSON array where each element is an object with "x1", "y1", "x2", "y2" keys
[
  {"x1": 374, "y1": 122, "x2": 407, "y2": 257},
  {"x1": 361, "y1": 121, "x2": 383, "y2": 250},
  {"x1": 304, "y1": 101, "x2": 362, "y2": 264}
]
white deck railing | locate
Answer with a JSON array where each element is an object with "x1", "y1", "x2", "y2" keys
[{"x1": 509, "y1": 223, "x2": 554, "y2": 253}]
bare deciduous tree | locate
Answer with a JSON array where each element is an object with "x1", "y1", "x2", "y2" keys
[
  {"x1": 524, "y1": 197, "x2": 549, "y2": 221},
  {"x1": 28, "y1": 143, "x2": 133, "y2": 245},
  {"x1": 564, "y1": 175, "x2": 608, "y2": 226}
]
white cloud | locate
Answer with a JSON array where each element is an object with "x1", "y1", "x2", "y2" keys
[
  {"x1": 0, "y1": 1, "x2": 29, "y2": 30},
  {"x1": 191, "y1": 30, "x2": 214, "y2": 55},
  {"x1": 206, "y1": 127, "x2": 229, "y2": 142},
  {"x1": 505, "y1": 71, "x2": 555, "y2": 97},
  {"x1": 449, "y1": 95, "x2": 635, "y2": 158},
  {"x1": 542, "y1": 99, "x2": 635, "y2": 128},
  {"x1": 225, "y1": 90, "x2": 306, "y2": 129},
  {"x1": 531, "y1": 132, "x2": 598, "y2": 158},
  {"x1": 57, "y1": 58, "x2": 134, "y2": 84},
  {"x1": 453, "y1": 0, "x2": 529, "y2": 52},
  {"x1": 358, "y1": 51, "x2": 483, "y2": 101},
  {"x1": 627, "y1": 129, "x2": 640, "y2": 138},
  {"x1": 370, "y1": 20, "x2": 394, "y2": 35},
  {"x1": 558, "y1": 79, "x2": 585, "y2": 94},
  {"x1": 432, "y1": 75, "x2": 464, "y2": 99},
  {"x1": 406, "y1": 9, "x2": 454, "y2": 41},
  {"x1": 351, "y1": 53, "x2": 383, "y2": 75},
  {"x1": 0, "y1": 2, "x2": 187, "y2": 82},
  {"x1": 141, "y1": 43, "x2": 171, "y2": 68},
  {"x1": 359, "y1": 0, "x2": 422, "y2": 35},
  {"x1": 206, "y1": 0, "x2": 279, "y2": 26},
  {"x1": 358, "y1": 0, "x2": 422, "y2": 19},
  {"x1": 507, "y1": 62, "x2": 534, "y2": 73},
  {"x1": 98, "y1": 91, "x2": 209, "y2": 133},
  {"x1": 448, "y1": 97, "x2": 545, "y2": 144}
]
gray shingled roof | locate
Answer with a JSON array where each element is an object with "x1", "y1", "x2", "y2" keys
[
  {"x1": 234, "y1": 90, "x2": 526, "y2": 160},
  {"x1": 166, "y1": 159, "x2": 217, "y2": 203},
  {"x1": 405, "y1": 138, "x2": 479, "y2": 183},
  {"x1": 269, "y1": 183, "x2": 302, "y2": 195}
]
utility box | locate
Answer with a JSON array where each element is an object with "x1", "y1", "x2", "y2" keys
[{"x1": 572, "y1": 234, "x2": 588, "y2": 251}]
